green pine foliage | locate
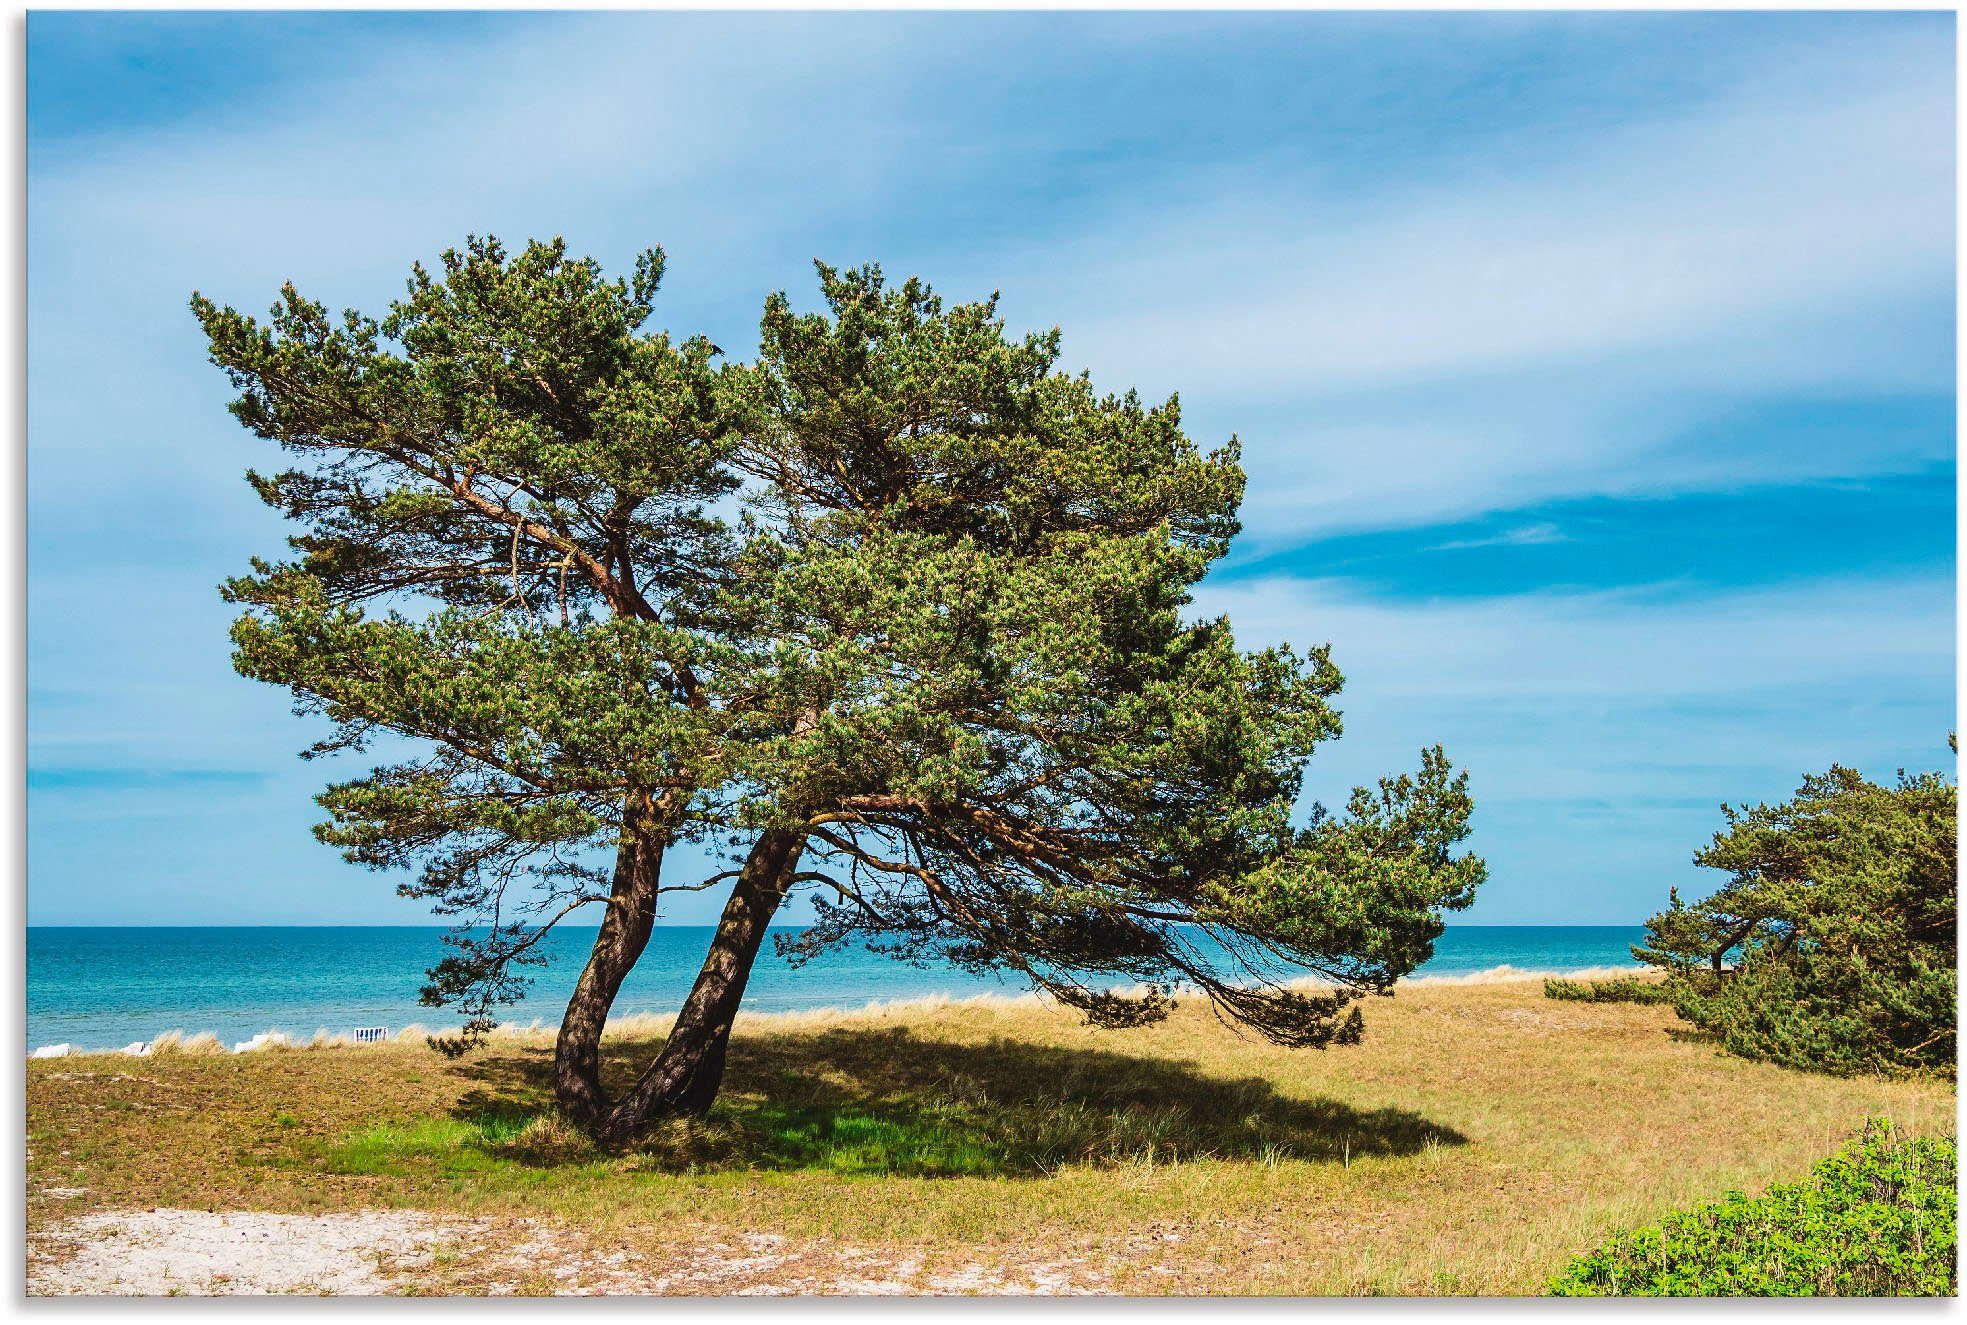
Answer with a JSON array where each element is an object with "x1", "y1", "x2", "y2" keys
[
  {"x1": 1548, "y1": 1121, "x2": 1957, "y2": 1296},
  {"x1": 1541, "y1": 976, "x2": 1674, "y2": 1005},
  {"x1": 1633, "y1": 755, "x2": 1956, "y2": 1076}
]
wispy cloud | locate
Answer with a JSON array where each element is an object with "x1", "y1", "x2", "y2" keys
[
  {"x1": 28, "y1": 14, "x2": 1952, "y2": 539},
  {"x1": 1049, "y1": 64, "x2": 1950, "y2": 398},
  {"x1": 1000, "y1": 23, "x2": 1952, "y2": 542},
  {"x1": 1430, "y1": 523, "x2": 1569, "y2": 553}
]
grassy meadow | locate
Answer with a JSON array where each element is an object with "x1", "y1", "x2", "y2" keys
[{"x1": 26, "y1": 976, "x2": 1954, "y2": 1295}]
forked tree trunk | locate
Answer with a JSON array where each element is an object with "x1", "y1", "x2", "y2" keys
[
  {"x1": 552, "y1": 820, "x2": 807, "y2": 1144},
  {"x1": 593, "y1": 826, "x2": 805, "y2": 1145}
]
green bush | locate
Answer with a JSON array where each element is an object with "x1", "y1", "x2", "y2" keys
[
  {"x1": 1543, "y1": 975, "x2": 1675, "y2": 1005},
  {"x1": 1548, "y1": 1121, "x2": 1956, "y2": 1297}
]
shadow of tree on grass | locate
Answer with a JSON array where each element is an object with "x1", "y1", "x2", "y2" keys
[{"x1": 438, "y1": 1025, "x2": 1465, "y2": 1178}]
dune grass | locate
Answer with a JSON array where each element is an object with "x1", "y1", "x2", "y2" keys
[{"x1": 26, "y1": 978, "x2": 1954, "y2": 1295}]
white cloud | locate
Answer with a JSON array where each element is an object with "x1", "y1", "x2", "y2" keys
[
  {"x1": 1037, "y1": 27, "x2": 1949, "y2": 394},
  {"x1": 982, "y1": 23, "x2": 1954, "y2": 539}
]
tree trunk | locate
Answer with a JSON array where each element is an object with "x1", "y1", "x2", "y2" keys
[
  {"x1": 553, "y1": 820, "x2": 664, "y2": 1130},
  {"x1": 593, "y1": 826, "x2": 806, "y2": 1145}
]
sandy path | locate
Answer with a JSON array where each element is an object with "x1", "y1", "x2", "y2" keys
[{"x1": 28, "y1": 1209, "x2": 1110, "y2": 1296}]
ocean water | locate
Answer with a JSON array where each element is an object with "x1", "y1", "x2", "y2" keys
[{"x1": 25, "y1": 924, "x2": 1645, "y2": 1052}]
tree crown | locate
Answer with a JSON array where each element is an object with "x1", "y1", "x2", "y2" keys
[{"x1": 196, "y1": 237, "x2": 1484, "y2": 1047}]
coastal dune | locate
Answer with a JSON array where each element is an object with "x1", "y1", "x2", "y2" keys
[{"x1": 27, "y1": 974, "x2": 1950, "y2": 1296}]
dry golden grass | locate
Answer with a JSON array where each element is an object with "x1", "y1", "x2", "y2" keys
[{"x1": 26, "y1": 977, "x2": 1953, "y2": 1295}]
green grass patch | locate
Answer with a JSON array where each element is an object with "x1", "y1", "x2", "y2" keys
[
  {"x1": 1548, "y1": 1120, "x2": 1956, "y2": 1297},
  {"x1": 321, "y1": 1111, "x2": 543, "y2": 1178},
  {"x1": 321, "y1": 1031, "x2": 1453, "y2": 1179},
  {"x1": 326, "y1": 1092, "x2": 1357, "y2": 1180}
]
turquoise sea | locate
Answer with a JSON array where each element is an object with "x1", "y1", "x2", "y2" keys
[{"x1": 26, "y1": 925, "x2": 1646, "y2": 1052}]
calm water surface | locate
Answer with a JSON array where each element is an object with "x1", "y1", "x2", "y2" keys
[{"x1": 26, "y1": 924, "x2": 1645, "y2": 1051}]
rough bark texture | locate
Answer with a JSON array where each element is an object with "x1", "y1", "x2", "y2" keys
[
  {"x1": 551, "y1": 821, "x2": 807, "y2": 1143},
  {"x1": 594, "y1": 827, "x2": 806, "y2": 1144},
  {"x1": 553, "y1": 823, "x2": 664, "y2": 1130}
]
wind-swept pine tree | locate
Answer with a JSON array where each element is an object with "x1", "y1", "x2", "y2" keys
[
  {"x1": 196, "y1": 239, "x2": 1484, "y2": 1143},
  {"x1": 1634, "y1": 749, "x2": 1956, "y2": 1076}
]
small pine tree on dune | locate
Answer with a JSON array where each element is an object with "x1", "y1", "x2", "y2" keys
[
  {"x1": 1634, "y1": 745, "x2": 1956, "y2": 1076},
  {"x1": 194, "y1": 237, "x2": 1485, "y2": 1143}
]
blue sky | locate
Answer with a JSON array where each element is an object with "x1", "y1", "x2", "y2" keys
[{"x1": 27, "y1": 12, "x2": 1955, "y2": 927}]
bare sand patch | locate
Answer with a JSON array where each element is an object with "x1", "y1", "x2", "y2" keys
[
  {"x1": 28, "y1": 1209, "x2": 1109, "y2": 1297},
  {"x1": 28, "y1": 1208, "x2": 458, "y2": 1295}
]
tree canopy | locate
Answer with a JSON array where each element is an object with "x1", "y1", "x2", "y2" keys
[
  {"x1": 195, "y1": 237, "x2": 1485, "y2": 1140},
  {"x1": 1635, "y1": 749, "x2": 1956, "y2": 1076}
]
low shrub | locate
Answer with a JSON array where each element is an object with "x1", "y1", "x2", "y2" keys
[
  {"x1": 1548, "y1": 1120, "x2": 1956, "y2": 1297},
  {"x1": 1542, "y1": 976, "x2": 1675, "y2": 1005}
]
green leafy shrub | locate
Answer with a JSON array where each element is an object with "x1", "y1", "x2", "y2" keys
[
  {"x1": 1543, "y1": 976, "x2": 1675, "y2": 1005},
  {"x1": 1634, "y1": 752, "x2": 1956, "y2": 1075},
  {"x1": 1548, "y1": 1121, "x2": 1956, "y2": 1296}
]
